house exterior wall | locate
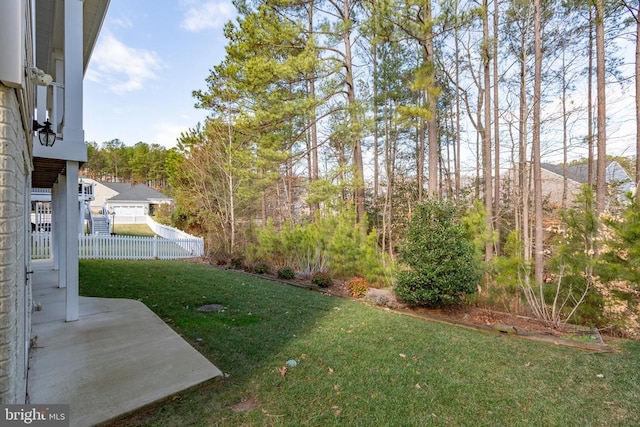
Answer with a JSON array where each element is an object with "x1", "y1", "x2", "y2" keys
[
  {"x1": 0, "y1": 84, "x2": 31, "y2": 404},
  {"x1": 85, "y1": 179, "x2": 119, "y2": 210},
  {"x1": 541, "y1": 168, "x2": 583, "y2": 208}
]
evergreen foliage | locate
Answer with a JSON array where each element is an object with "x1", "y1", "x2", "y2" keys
[
  {"x1": 547, "y1": 185, "x2": 602, "y2": 326},
  {"x1": 277, "y1": 266, "x2": 296, "y2": 280},
  {"x1": 602, "y1": 195, "x2": 640, "y2": 288},
  {"x1": 395, "y1": 201, "x2": 481, "y2": 306},
  {"x1": 247, "y1": 207, "x2": 391, "y2": 285}
]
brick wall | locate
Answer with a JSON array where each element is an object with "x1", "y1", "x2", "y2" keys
[{"x1": 0, "y1": 84, "x2": 31, "y2": 404}]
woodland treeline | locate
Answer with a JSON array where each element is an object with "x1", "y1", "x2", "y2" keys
[
  {"x1": 84, "y1": 0, "x2": 640, "y2": 336},
  {"x1": 83, "y1": 140, "x2": 170, "y2": 188}
]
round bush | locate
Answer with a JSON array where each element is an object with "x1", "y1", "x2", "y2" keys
[
  {"x1": 277, "y1": 266, "x2": 295, "y2": 280},
  {"x1": 253, "y1": 262, "x2": 271, "y2": 274},
  {"x1": 230, "y1": 256, "x2": 245, "y2": 270},
  {"x1": 346, "y1": 276, "x2": 369, "y2": 298},
  {"x1": 311, "y1": 272, "x2": 333, "y2": 288},
  {"x1": 395, "y1": 201, "x2": 480, "y2": 307}
]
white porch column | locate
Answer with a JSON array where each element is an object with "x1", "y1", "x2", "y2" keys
[
  {"x1": 62, "y1": 0, "x2": 84, "y2": 322},
  {"x1": 51, "y1": 181, "x2": 59, "y2": 270},
  {"x1": 79, "y1": 201, "x2": 84, "y2": 234},
  {"x1": 65, "y1": 162, "x2": 79, "y2": 322},
  {"x1": 64, "y1": 0, "x2": 84, "y2": 143},
  {"x1": 57, "y1": 175, "x2": 67, "y2": 289}
]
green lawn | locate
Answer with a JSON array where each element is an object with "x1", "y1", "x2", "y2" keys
[
  {"x1": 113, "y1": 224, "x2": 156, "y2": 236},
  {"x1": 79, "y1": 260, "x2": 640, "y2": 426}
]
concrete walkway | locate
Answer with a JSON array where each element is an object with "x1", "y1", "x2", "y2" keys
[{"x1": 28, "y1": 260, "x2": 222, "y2": 427}]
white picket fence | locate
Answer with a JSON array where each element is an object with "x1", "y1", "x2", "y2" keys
[{"x1": 31, "y1": 232, "x2": 204, "y2": 260}]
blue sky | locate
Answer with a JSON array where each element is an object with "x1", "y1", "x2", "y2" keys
[
  {"x1": 84, "y1": 0, "x2": 236, "y2": 149},
  {"x1": 83, "y1": 1, "x2": 635, "y2": 164}
]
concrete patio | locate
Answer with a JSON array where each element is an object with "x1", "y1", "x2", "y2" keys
[{"x1": 27, "y1": 260, "x2": 222, "y2": 427}]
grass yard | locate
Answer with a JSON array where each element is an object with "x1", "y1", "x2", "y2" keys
[
  {"x1": 79, "y1": 260, "x2": 640, "y2": 426},
  {"x1": 113, "y1": 224, "x2": 156, "y2": 236}
]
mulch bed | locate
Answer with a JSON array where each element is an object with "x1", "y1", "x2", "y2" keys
[{"x1": 181, "y1": 258, "x2": 609, "y2": 351}]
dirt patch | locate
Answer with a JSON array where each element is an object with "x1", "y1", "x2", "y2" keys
[
  {"x1": 196, "y1": 304, "x2": 225, "y2": 312},
  {"x1": 230, "y1": 398, "x2": 260, "y2": 413}
]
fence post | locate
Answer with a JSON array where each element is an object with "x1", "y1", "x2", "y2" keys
[{"x1": 153, "y1": 235, "x2": 158, "y2": 259}]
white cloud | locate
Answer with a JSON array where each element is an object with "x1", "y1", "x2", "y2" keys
[
  {"x1": 152, "y1": 121, "x2": 195, "y2": 148},
  {"x1": 110, "y1": 16, "x2": 133, "y2": 29},
  {"x1": 86, "y1": 32, "x2": 163, "y2": 93},
  {"x1": 180, "y1": 0, "x2": 235, "y2": 32}
]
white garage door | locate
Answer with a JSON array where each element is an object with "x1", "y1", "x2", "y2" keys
[{"x1": 113, "y1": 205, "x2": 145, "y2": 216}]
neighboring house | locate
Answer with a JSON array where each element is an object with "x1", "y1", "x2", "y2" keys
[
  {"x1": 82, "y1": 178, "x2": 173, "y2": 220},
  {"x1": 541, "y1": 161, "x2": 635, "y2": 208},
  {"x1": 0, "y1": 0, "x2": 109, "y2": 404}
]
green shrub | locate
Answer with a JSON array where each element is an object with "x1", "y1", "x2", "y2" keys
[
  {"x1": 395, "y1": 201, "x2": 481, "y2": 307},
  {"x1": 346, "y1": 277, "x2": 369, "y2": 298},
  {"x1": 245, "y1": 206, "x2": 389, "y2": 284},
  {"x1": 311, "y1": 272, "x2": 333, "y2": 288},
  {"x1": 230, "y1": 256, "x2": 245, "y2": 270},
  {"x1": 277, "y1": 266, "x2": 295, "y2": 280},
  {"x1": 252, "y1": 262, "x2": 271, "y2": 274}
]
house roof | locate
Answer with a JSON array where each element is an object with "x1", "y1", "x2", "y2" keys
[
  {"x1": 541, "y1": 163, "x2": 589, "y2": 183},
  {"x1": 100, "y1": 182, "x2": 134, "y2": 194},
  {"x1": 541, "y1": 161, "x2": 632, "y2": 184},
  {"x1": 107, "y1": 184, "x2": 172, "y2": 203}
]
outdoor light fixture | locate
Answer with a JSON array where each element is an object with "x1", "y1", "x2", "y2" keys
[
  {"x1": 32, "y1": 119, "x2": 57, "y2": 147},
  {"x1": 27, "y1": 67, "x2": 53, "y2": 86}
]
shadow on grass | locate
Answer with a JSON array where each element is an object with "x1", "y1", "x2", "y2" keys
[
  {"x1": 79, "y1": 260, "x2": 640, "y2": 427},
  {"x1": 79, "y1": 259, "x2": 346, "y2": 422}
]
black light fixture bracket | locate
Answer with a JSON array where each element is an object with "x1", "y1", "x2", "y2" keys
[{"x1": 32, "y1": 119, "x2": 57, "y2": 147}]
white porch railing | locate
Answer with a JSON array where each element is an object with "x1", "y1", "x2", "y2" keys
[
  {"x1": 31, "y1": 232, "x2": 204, "y2": 260},
  {"x1": 32, "y1": 232, "x2": 52, "y2": 259}
]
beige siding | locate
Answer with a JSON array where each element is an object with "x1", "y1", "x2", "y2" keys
[
  {"x1": 83, "y1": 179, "x2": 119, "y2": 209},
  {"x1": 0, "y1": 84, "x2": 31, "y2": 403},
  {"x1": 541, "y1": 168, "x2": 583, "y2": 208}
]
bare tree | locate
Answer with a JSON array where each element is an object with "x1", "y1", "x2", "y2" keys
[
  {"x1": 482, "y1": 0, "x2": 494, "y2": 262},
  {"x1": 493, "y1": 0, "x2": 501, "y2": 255},
  {"x1": 595, "y1": 0, "x2": 607, "y2": 215},
  {"x1": 622, "y1": 1, "x2": 640, "y2": 201},
  {"x1": 532, "y1": 0, "x2": 544, "y2": 287}
]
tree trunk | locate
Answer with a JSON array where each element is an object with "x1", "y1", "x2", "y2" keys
[
  {"x1": 587, "y1": 9, "x2": 595, "y2": 187},
  {"x1": 519, "y1": 24, "x2": 530, "y2": 263},
  {"x1": 343, "y1": 0, "x2": 365, "y2": 222},
  {"x1": 493, "y1": 0, "x2": 501, "y2": 255},
  {"x1": 636, "y1": 6, "x2": 640, "y2": 202},
  {"x1": 425, "y1": 0, "x2": 438, "y2": 200},
  {"x1": 562, "y1": 46, "x2": 569, "y2": 211},
  {"x1": 533, "y1": 0, "x2": 544, "y2": 287},
  {"x1": 418, "y1": 117, "x2": 425, "y2": 202},
  {"x1": 482, "y1": 0, "x2": 493, "y2": 262},
  {"x1": 454, "y1": 3, "x2": 461, "y2": 197},
  {"x1": 595, "y1": 0, "x2": 607, "y2": 215},
  {"x1": 373, "y1": 43, "x2": 380, "y2": 204},
  {"x1": 308, "y1": 4, "x2": 320, "y2": 217}
]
